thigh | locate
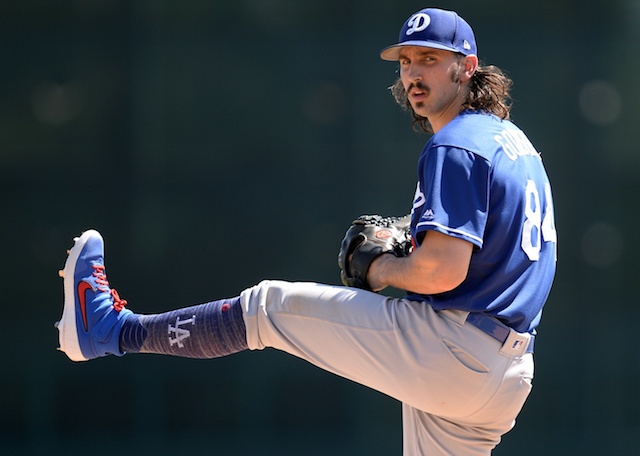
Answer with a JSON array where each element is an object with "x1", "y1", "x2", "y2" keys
[
  {"x1": 240, "y1": 280, "x2": 511, "y2": 415},
  {"x1": 242, "y1": 280, "x2": 436, "y2": 404}
]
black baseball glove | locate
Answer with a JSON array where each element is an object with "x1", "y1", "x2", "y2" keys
[{"x1": 337, "y1": 215, "x2": 412, "y2": 290}]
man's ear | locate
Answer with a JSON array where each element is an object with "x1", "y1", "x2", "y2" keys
[{"x1": 460, "y1": 55, "x2": 478, "y2": 82}]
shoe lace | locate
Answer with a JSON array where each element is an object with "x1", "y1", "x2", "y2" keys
[{"x1": 92, "y1": 264, "x2": 128, "y2": 312}]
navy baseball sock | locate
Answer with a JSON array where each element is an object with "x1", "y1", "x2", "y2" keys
[{"x1": 119, "y1": 297, "x2": 248, "y2": 358}]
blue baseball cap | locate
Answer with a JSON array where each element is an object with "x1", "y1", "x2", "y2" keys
[{"x1": 380, "y1": 8, "x2": 477, "y2": 61}]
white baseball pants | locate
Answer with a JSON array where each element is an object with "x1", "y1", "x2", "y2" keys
[{"x1": 240, "y1": 280, "x2": 534, "y2": 456}]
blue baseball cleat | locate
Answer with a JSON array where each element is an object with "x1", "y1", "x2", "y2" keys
[{"x1": 56, "y1": 230, "x2": 132, "y2": 361}]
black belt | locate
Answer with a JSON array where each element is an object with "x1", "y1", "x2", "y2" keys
[{"x1": 466, "y1": 312, "x2": 534, "y2": 354}]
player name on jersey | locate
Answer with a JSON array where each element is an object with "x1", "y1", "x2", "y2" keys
[{"x1": 494, "y1": 128, "x2": 540, "y2": 161}]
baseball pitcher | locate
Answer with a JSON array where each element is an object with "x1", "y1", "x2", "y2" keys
[{"x1": 56, "y1": 8, "x2": 557, "y2": 455}]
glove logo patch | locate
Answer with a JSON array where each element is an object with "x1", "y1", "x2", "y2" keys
[{"x1": 375, "y1": 229, "x2": 393, "y2": 240}]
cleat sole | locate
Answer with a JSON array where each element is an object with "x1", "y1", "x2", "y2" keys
[{"x1": 56, "y1": 230, "x2": 102, "y2": 362}]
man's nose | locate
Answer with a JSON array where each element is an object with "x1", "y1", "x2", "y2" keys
[{"x1": 406, "y1": 64, "x2": 423, "y2": 82}]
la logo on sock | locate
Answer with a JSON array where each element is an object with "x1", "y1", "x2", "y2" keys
[{"x1": 168, "y1": 315, "x2": 196, "y2": 348}]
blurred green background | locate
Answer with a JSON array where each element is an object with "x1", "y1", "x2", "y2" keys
[{"x1": 2, "y1": 0, "x2": 639, "y2": 454}]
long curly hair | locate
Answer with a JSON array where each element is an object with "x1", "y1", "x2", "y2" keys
[{"x1": 390, "y1": 57, "x2": 513, "y2": 133}]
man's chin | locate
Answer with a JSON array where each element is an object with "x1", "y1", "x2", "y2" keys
[{"x1": 411, "y1": 102, "x2": 428, "y2": 117}]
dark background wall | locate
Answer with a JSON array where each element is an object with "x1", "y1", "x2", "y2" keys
[{"x1": 2, "y1": 0, "x2": 639, "y2": 454}]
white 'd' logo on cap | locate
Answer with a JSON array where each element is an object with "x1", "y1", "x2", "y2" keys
[{"x1": 406, "y1": 13, "x2": 430, "y2": 36}]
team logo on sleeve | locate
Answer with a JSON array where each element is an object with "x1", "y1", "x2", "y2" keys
[
  {"x1": 412, "y1": 183, "x2": 434, "y2": 221},
  {"x1": 412, "y1": 182, "x2": 426, "y2": 211}
]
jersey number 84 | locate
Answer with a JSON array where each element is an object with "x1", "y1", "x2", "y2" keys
[{"x1": 522, "y1": 180, "x2": 557, "y2": 262}]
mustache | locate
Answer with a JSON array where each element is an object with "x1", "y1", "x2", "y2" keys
[{"x1": 408, "y1": 82, "x2": 429, "y2": 93}]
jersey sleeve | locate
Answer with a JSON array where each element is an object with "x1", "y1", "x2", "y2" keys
[{"x1": 414, "y1": 146, "x2": 490, "y2": 248}]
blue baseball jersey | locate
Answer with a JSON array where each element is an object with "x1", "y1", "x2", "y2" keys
[{"x1": 406, "y1": 110, "x2": 557, "y2": 333}]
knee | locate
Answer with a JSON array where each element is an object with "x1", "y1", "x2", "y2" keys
[
  {"x1": 240, "y1": 280, "x2": 297, "y2": 351},
  {"x1": 241, "y1": 280, "x2": 289, "y2": 314}
]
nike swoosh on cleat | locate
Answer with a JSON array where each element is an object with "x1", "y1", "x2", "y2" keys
[{"x1": 77, "y1": 280, "x2": 94, "y2": 332}]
